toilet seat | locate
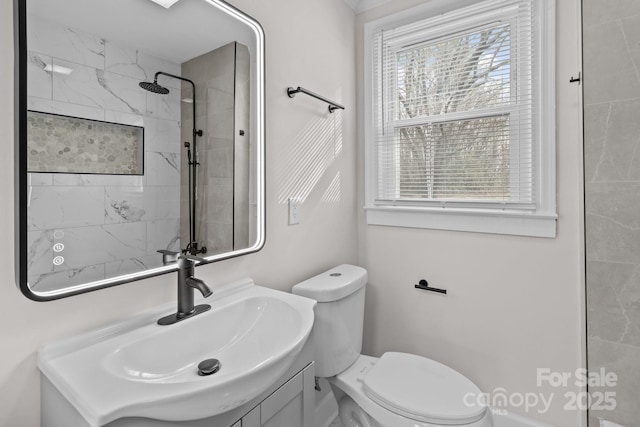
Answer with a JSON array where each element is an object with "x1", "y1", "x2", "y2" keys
[
  {"x1": 331, "y1": 354, "x2": 491, "y2": 427},
  {"x1": 363, "y1": 352, "x2": 487, "y2": 425}
]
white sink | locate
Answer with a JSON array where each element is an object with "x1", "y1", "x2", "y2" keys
[{"x1": 38, "y1": 279, "x2": 316, "y2": 426}]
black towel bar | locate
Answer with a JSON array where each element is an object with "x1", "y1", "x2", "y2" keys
[{"x1": 287, "y1": 86, "x2": 345, "y2": 113}]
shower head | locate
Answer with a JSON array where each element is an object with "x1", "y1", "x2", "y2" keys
[{"x1": 139, "y1": 80, "x2": 170, "y2": 95}]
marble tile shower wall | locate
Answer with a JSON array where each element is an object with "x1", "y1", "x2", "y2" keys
[
  {"x1": 26, "y1": 15, "x2": 182, "y2": 291},
  {"x1": 583, "y1": 1, "x2": 640, "y2": 426}
]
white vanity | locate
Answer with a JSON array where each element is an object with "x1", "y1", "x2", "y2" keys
[{"x1": 39, "y1": 280, "x2": 316, "y2": 427}]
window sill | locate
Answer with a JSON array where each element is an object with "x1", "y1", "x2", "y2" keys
[{"x1": 365, "y1": 205, "x2": 557, "y2": 238}]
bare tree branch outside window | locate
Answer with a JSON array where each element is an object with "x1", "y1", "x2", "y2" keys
[{"x1": 391, "y1": 24, "x2": 513, "y2": 200}]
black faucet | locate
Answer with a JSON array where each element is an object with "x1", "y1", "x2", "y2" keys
[{"x1": 158, "y1": 255, "x2": 212, "y2": 326}]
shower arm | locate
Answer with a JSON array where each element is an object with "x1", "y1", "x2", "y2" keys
[{"x1": 154, "y1": 72, "x2": 203, "y2": 139}]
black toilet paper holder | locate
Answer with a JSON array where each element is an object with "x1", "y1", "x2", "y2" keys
[{"x1": 415, "y1": 279, "x2": 447, "y2": 295}]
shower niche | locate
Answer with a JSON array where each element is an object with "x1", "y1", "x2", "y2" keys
[
  {"x1": 27, "y1": 111, "x2": 145, "y2": 175},
  {"x1": 15, "y1": 0, "x2": 265, "y2": 300}
]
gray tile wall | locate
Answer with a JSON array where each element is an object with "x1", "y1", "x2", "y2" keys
[
  {"x1": 584, "y1": 1, "x2": 640, "y2": 425},
  {"x1": 181, "y1": 43, "x2": 235, "y2": 255},
  {"x1": 181, "y1": 42, "x2": 252, "y2": 255},
  {"x1": 234, "y1": 43, "x2": 252, "y2": 250}
]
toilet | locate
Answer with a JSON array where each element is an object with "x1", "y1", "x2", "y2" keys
[{"x1": 292, "y1": 264, "x2": 493, "y2": 427}]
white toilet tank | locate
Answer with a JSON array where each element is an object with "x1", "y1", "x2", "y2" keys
[{"x1": 292, "y1": 265, "x2": 367, "y2": 377}]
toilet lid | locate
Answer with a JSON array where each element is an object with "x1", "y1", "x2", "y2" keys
[{"x1": 363, "y1": 352, "x2": 487, "y2": 424}]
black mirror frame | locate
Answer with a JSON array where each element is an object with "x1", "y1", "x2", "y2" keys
[{"x1": 14, "y1": 0, "x2": 266, "y2": 301}]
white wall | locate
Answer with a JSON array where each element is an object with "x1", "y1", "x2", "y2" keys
[
  {"x1": 356, "y1": 1, "x2": 585, "y2": 426},
  {"x1": 0, "y1": 0, "x2": 357, "y2": 425}
]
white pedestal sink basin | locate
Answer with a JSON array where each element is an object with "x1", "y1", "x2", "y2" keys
[{"x1": 38, "y1": 279, "x2": 316, "y2": 427}]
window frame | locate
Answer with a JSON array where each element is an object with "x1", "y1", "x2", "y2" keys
[{"x1": 363, "y1": 0, "x2": 557, "y2": 238}]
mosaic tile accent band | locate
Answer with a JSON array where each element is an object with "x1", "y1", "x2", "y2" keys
[{"x1": 27, "y1": 110, "x2": 144, "y2": 175}]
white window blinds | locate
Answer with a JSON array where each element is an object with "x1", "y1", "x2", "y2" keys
[{"x1": 372, "y1": 0, "x2": 536, "y2": 209}]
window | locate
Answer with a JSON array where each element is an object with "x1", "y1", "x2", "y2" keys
[{"x1": 364, "y1": 0, "x2": 556, "y2": 237}]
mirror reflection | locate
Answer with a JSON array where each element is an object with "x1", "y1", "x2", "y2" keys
[{"x1": 20, "y1": 0, "x2": 265, "y2": 298}]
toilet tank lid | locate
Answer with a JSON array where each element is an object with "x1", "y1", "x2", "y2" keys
[{"x1": 292, "y1": 264, "x2": 367, "y2": 302}]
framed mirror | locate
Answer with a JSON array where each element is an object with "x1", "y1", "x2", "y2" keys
[{"x1": 14, "y1": 0, "x2": 265, "y2": 300}]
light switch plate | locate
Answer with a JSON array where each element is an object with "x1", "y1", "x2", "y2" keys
[{"x1": 288, "y1": 198, "x2": 300, "y2": 225}]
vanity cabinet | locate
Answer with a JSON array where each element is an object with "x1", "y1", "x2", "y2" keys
[{"x1": 241, "y1": 363, "x2": 314, "y2": 427}]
